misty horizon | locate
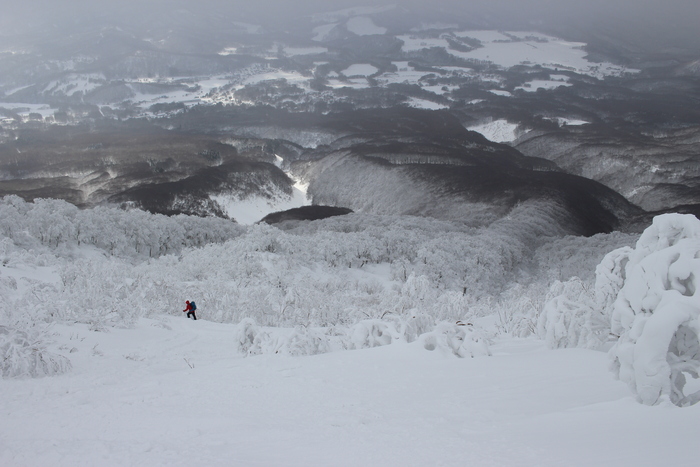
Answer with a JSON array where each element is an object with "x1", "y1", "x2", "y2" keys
[{"x1": 1, "y1": 0, "x2": 698, "y2": 54}]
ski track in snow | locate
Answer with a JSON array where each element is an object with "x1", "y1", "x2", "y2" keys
[{"x1": 1, "y1": 316, "x2": 697, "y2": 467}]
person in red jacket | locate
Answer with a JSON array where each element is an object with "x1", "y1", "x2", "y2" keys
[{"x1": 183, "y1": 300, "x2": 197, "y2": 320}]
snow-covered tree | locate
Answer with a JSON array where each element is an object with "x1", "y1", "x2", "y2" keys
[{"x1": 608, "y1": 214, "x2": 700, "y2": 406}]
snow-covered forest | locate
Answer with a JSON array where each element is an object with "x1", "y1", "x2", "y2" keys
[
  {"x1": 2, "y1": 196, "x2": 700, "y2": 464},
  {"x1": 0, "y1": 196, "x2": 629, "y2": 332},
  {"x1": 2, "y1": 195, "x2": 698, "y2": 400}
]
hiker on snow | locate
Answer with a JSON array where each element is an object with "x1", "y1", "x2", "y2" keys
[{"x1": 183, "y1": 300, "x2": 197, "y2": 320}]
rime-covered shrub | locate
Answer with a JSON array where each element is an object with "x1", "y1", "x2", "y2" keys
[
  {"x1": 0, "y1": 326, "x2": 71, "y2": 378},
  {"x1": 594, "y1": 246, "x2": 634, "y2": 319},
  {"x1": 486, "y1": 283, "x2": 547, "y2": 337},
  {"x1": 232, "y1": 318, "x2": 491, "y2": 358},
  {"x1": 234, "y1": 318, "x2": 340, "y2": 356},
  {"x1": 535, "y1": 241, "x2": 640, "y2": 350},
  {"x1": 537, "y1": 278, "x2": 609, "y2": 350},
  {"x1": 235, "y1": 318, "x2": 264, "y2": 355},
  {"x1": 400, "y1": 313, "x2": 438, "y2": 343},
  {"x1": 349, "y1": 319, "x2": 403, "y2": 349},
  {"x1": 608, "y1": 214, "x2": 700, "y2": 406},
  {"x1": 419, "y1": 321, "x2": 491, "y2": 358},
  {"x1": 284, "y1": 326, "x2": 337, "y2": 356}
]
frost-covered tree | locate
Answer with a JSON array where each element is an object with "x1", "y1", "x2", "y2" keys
[
  {"x1": 608, "y1": 214, "x2": 700, "y2": 407},
  {"x1": 0, "y1": 326, "x2": 71, "y2": 378},
  {"x1": 537, "y1": 278, "x2": 609, "y2": 349}
]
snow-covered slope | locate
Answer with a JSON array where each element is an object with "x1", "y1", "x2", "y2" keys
[
  {"x1": 1, "y1": 317, "x2": 697, "y2": 467},
  {"x1": 1, "y1": 198, "x2": 698, "y2": 464}
]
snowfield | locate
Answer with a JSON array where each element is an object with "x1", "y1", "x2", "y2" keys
[
  {"x1": 468, "y1": 119, "x2": 521, "y2": 143},
  {"x1": 2, "y1": 317, "x2": 698, "y2": 467},
  {"x1": 211, "y1": 185, "x2": 309, "y2": 225}
]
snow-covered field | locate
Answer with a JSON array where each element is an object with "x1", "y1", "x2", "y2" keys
[
  {"x1": 340, "y1": 64, "x2": 378, "y2": 77},
  {"x1": 399, "y1": 30, "x2": 636, "y2": 79},
  {"x1": 2, "y1": 316, "x2": 698, "y2": 467},
  {"x1": 405, "y1": 97, "x2": 449, "y2": 110},
  {"x1": 211, "y1": 184, "x2": 309, "y2": 225},
  {"x1": 468, "y1": 119, "x2": 521, "y2": 143}
]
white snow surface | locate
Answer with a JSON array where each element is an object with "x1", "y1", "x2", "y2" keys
[
  {"x1": 467, "y1": 119, "x2": 520, "y2": 143},
  {"x1": 516, "y1": 79, "x2": 572, "y2": 92},
  {"x1": 399, "y1": 30, "x2": 636, "y2": 79},
  {"x1": 547, "y1": 117, "x2": 590, "y2": 127},
  {"x1": 211, "y1": 185, "x2": 309, "y2": 225},
  {"x1": 488, "y1": 89, "x2": 512, "y2": 97},
  {"x1": 43, "y1": 73, "x2": 105, "y2": 97},
  {"x1": 341, "y1": 63, "x2": 379, "y2": 77},
  {"x1": 2, "y1": 318, "x2": 697, "y2": 466},
  {"x1": 405, "y1": 97, "x2": 448, "y2": 110}
]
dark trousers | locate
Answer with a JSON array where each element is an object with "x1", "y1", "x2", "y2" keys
[{"x1": 187, "y1": 311, "x2": 197, "y2": 320}]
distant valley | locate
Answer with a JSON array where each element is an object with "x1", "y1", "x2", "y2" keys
[{"x1": 1, "y1": 2, "x2": 698, "y2": 229}]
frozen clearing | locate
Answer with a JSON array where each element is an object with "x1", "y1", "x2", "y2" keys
[
  {"x1": 406, "y1": 97, "x2": 449, "y2": 110},
  {"x1": 211, "y1": 185, "x2": 309, "y2": 225},
  {"x1": 1, "y1": 316, "x2": 697, "y2": 467},
  {"x1": 341, "y1": 64, "x2": 378, "y2": 77},
  {"x1": 468, "y1": 119, "x2": 520, "y2": 143}
]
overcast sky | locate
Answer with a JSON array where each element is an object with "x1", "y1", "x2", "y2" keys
[{"x1": 1, "y1": 0, "x2": 698, "y2": 51}]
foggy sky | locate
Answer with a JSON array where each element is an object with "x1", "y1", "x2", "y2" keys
[{"x1": 1, "y1": 0, "x2": 699, "y2": 52}]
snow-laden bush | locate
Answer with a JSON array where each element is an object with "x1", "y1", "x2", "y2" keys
[
  {"x1": 608, "y1": 214, "x2": 700, "y2": 406},
  {"x1": 594, "y1": 246, "x2": 634, "y2": 319},
  {"x1": 235, "y1": 318, "x2": 261, "y2": 355},
  {"x1": 484, "y1": 283, "x2": 547, "y2": 337},
  {"x1": 233, "y1": 318, "x2": 491, "y2": 358},
  {"x1": 0, "y1": 326, "x2": 71, "y2": 378},
  {"x1": 349, "y1": 319, "x2": 403, "y2": 349},
  {"x1": 234, "y1": 318, "x2": 340, "y2": 356},
  {"x1": 537, "y1": 278, "x2": 610, "y2": 350},
  {"x1": 419, "y1": 322, "x2": 491, "y2": 358},
  {"x1": 535, "y1": 242, "x2": 639, "y2": 350}
]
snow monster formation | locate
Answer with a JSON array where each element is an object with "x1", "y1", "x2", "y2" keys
[{"x1": 607, "y1": 214, "x2": 700, "y2": 407}]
